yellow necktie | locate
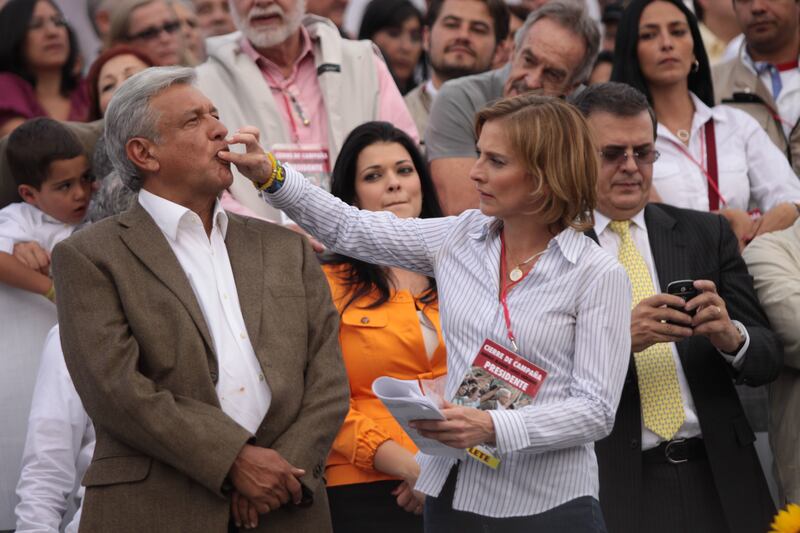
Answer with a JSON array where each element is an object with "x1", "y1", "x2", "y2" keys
[{"x1": 609, "y1": 220, "x2": 685, "y2": 440}]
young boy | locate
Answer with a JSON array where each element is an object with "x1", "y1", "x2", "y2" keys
[{"x1": 0, "y1": 118, "x2": 94, "y2": 300}]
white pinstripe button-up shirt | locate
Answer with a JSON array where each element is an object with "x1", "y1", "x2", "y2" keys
[{"x1": 270, "y1": 167, "x2": 632, "y2": 517}]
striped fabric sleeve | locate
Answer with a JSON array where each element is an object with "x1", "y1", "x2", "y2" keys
[{"x1": 269, "y1": 165, "x2": 455, "y2": 277}]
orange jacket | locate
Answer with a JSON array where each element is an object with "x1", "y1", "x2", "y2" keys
[{"x1": 323, "y1": 264, "x2": 448, "y2": 487}]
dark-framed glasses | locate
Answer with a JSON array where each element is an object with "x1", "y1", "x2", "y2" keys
[
  {"x1": 598, "y1": 146, "x2": 660, "y2": 167},
  {"x1": 127, "y1": 20, "x2": 181, "y2": 41}
]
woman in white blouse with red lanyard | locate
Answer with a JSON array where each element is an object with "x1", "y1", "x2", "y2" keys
[
  {"x1": 611, "y1": 0, "x2": 800, "y2": 250},
  {"x1": 221, "y1": 94, "x2": 632, "y2": 532}
]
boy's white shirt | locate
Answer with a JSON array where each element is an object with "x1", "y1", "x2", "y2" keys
[{"x1": 0, "y1": 202, "x2": 76, "y2": 254}]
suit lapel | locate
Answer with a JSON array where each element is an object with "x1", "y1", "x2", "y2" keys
[
  {"x1": 644, "y1": 204, "x2": 686, "y2": 294},
  {"x1": 225, "y1": 215, "x2": 263, "y2": 348},
  {"x1": 118, "y1": 204, "x2": 216, "y2": 357}
]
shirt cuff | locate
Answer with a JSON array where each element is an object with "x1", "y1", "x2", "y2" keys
[
  {"x1": 488, "y1": 409, "x2": 530, "y2": 454},
  {"x1": 717, "y1": 320, "x2": 750, "y2": 369},
  {"x1": 354, "y1": 428, "x2": 392, "y2": 471},
  {"x1": 268, "y1": 164, "x2": 305, "y2": 210},
  {"x1": 0, "y1": 236, "x2": 14, "y2": 254}
]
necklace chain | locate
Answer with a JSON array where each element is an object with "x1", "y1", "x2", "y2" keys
[{"x1": 508, "y1": 249, "x2": 547, "y2": 282}]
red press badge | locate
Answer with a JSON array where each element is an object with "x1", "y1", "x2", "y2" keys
[
  {"x1": 455, "y1": 339, "x2": 548, "y2": 468},
  {"x1": 271, "y1": 143, "x2": 330, "y2": 190}
]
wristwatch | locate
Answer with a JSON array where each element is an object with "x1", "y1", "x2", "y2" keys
[{"x1": 725, "y1": 321, "x2": 747, "y2": 355}]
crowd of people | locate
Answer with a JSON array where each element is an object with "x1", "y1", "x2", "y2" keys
[{"x1": 0, "y1": 0, "x2": 798, "y2": 531}]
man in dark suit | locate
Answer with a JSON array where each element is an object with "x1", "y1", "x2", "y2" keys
[
  {"x1": 572, "y1": 82, "x2": 780, "y2": 533},
  {"x1": 52, "y1": 66, "x2": 349, "y2": 532}
]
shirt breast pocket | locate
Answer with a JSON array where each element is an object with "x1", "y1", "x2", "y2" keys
[
  {"x1": 339, "y1": 307, "x2": 390, "y2": 378},
  {"x1": 717, "y1": 157, "x2": 750, "y2": 210}
]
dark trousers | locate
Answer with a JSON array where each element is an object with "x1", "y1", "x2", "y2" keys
[
  {"x1": 424, "y1": 467, "x2": 607, "y2": 533},
  {"x1": 327, "y1": 480, "x2": 424, "y2": 533},
  {"x1": 640, "y1": 455, "x2": 728, "y2": 533}
]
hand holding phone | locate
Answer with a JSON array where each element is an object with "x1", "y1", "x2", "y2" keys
[{"x1": 666, "y1": 280, "x2": 699, "y2": 317}]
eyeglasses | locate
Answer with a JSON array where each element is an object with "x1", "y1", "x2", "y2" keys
[
  {"x1": 598, "y1": 147, "x2": 660, "y2": 167},
  {"x1": 127, "y1": 20, "x2": 181, "y2": 41},
  {"x1": 28, "y1": 15, "x2": 67, "y2": 30}
]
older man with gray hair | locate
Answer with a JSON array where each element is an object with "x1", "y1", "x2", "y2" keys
[
  {"x1": 426, "y1": 0, "x2": 600, "y2": 215},
  {"x1": 195, "y1": 0, "x2": 419, "y2": 221},
  {"x1": 51, "y1": 66, "x2": 349, "y2": 532}
]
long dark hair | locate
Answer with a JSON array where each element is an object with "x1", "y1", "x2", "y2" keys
[
  {"x1": 358, "y1": 0, "x2": 426, "y2": 94},
  {"x1": 610, "y1": 0, "x2": 714, "y2": 108},
  {"x1": 0, "y1": 0, "x2": 81, "y2": 96},
  {"x1": 324, "y1": 121, "x2": 443, "y2": 311}
]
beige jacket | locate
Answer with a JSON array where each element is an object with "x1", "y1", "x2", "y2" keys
[
  {"x1": 713, "y1": 47, "x2": 800, "y2": 175},
  {"x1": 52, "y1": 205, "x2": 349, "y2": 532},
  {"x1": 743, "y1": 220, "x2": 800, "y2": 504},
  {"x1": 404, "y1": 82, "x2": 432, "y2": 148},
  {"x1": 196, "y1": 16, "x2": 381, "y2": 221}
]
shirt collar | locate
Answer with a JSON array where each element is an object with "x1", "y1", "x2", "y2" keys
[
  {"x1": 656, "y1": 92, "x2": 725, "y2": 141},
  {"x1": 468, "y1": 215, "x2": 584, "y2": 265},
  {"x1": 239, "y1": 27, "x2": 314, "y2": 78},
  {"x1": 26, "y1": 202, "x2": 71, "y2": 226},
  {"x1": 740, "y1": 44, "x2": 800, "y2": 75},
  {"x1": 138, "y1": 188, "x2": 228, "y2": 242},
  {"x1": 593, "y1": 208, "x2": 647, "y2": 237},
  {"x1": 425, "y1": 79, "x2": 439, "y2": 100}
]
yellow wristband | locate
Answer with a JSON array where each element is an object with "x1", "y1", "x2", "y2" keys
[
  {"x1": 44, "y1": 284, "x2": 56, "y2": 302},
  {"x1": 252, "y1": 152, "x2": 279, "y2": 191}
]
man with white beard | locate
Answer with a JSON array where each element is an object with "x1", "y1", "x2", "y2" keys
[{"x1": 196, "y1": 0, "x2": 419, "y2": 221}]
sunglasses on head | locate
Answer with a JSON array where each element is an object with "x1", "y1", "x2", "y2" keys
[
  {"x1": 128, "y1": 20, "x2": 181, "y2": 41},
  {"x1": 598, "y1": 146, "x2": 660, "y2": 167}
]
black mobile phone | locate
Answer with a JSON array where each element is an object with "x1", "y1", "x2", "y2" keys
[{"x1": 666, "y1": 279, "x2": 699, "y2": 316}]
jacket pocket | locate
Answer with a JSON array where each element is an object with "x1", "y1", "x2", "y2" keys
[{"x1": 83, "y1": 455, "x2": 152, "y2": 487}]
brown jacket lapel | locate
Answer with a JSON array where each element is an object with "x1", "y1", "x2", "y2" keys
[
  {"x1": 225, "y1": 214, "x2": 264, "y2": 349},
  {"x1": 117, "y1": 203, "x2": 216, "y2": 357}
]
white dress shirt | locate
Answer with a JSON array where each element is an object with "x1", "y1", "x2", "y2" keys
[
  {"x1": 653, "y1": 92, "x2": 800, "y2": 212},
  {"x1": 15, "y1": 326, "x2": 94, "y2": 533},
  {"x1": 138, "y1": 190, "x2": 271, "y2": 434},
  {"x1": 594, "y1": 210, "x2": 750, "y2": 450},
  {"x1": 0, "y1": 202, "x2": 76, "y2": 254},
  {"x1": 741, "y1": 46, "x2": 800, "y2": 139},
  {"x1": 269, "y1": 167, "x2": 632, "y2": 517}
]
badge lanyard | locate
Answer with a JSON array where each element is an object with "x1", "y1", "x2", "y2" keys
[
  {"x1": 263, "y1": 70, "x2": 306, "y2": 143},
  {"x1": 666, "y1": 120, "x2": 727, "y2": 210},
  {"x1": 499, "y1": 231, "x2": 530, "y2": 353}
]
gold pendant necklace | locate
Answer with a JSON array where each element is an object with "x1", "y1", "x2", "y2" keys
[{"x1": 508, "y1": 250, "x2": 547, "y2": 282}]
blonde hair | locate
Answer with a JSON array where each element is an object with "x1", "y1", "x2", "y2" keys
[{"x1": 475, "y1": 94, "x2": 597, "y2": 232}]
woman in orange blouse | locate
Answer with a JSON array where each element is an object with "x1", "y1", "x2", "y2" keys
[{"x1": 322, "y1": 122, "x2": 447, "y2": 533}]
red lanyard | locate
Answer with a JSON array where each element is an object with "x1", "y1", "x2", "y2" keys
[
  {"x1": 667, "y1": 120, "x2": 727, "y2": 210},
  {"x1": 499, "y1": 231, "x2": 527, "y2": 352},
  {"x1": 262, "y1": 70, "x2": 302, "y2": 142}
]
